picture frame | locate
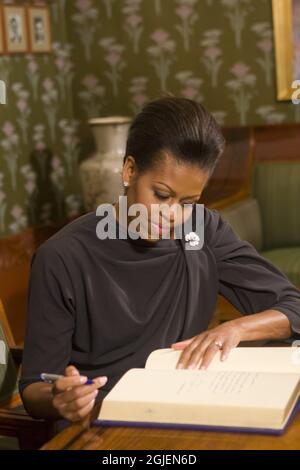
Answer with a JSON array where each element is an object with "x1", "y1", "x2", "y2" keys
[
  {"x1": 27, "y1": 5, "x2": 52, "y2": 53},
  {"x1": 0, "y1": 6, "x2": 5, "y2": 54},
  {"x1": 3, "y1": 5, "x2": 29, "y2": 54},
  {"x1": 272, "y1": 0, "x2": 300, "y2": 101}
]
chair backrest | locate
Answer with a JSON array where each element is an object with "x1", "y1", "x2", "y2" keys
[
  {"x1": 202, "y1": 126, "x2": 254, "y2": 206},
  {"x1": 219, "y1": 197, "x2": 263, "y2": 252},
  {"x1": 0, "y1": 300, "x2": 18, "y2": 404},
  {"x1": 252, "y1": 162, "x2": 300, "y2": 250},
  {"x1": 0, "y1": 222, "x2": 68, "y2": 346}
]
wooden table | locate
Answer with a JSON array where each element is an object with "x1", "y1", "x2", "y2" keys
[
  {"x1": 41, "y1": 342, "x2": 300, "y2": 450},
  {"x1": 41, "y1": 414, "x2": 300, "y2": 450}
]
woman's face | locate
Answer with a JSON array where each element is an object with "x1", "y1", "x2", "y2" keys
[{"x1": 118, "y1": 151, "x2": 211, "y2": 241}]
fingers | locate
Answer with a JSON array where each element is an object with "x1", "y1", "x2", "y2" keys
[
  {"x1": 177, "y1": 340, "x2": 235, "y2": 370},
  {"x1": 54, "y1": 375, "x2": 88, "y2": 393},
  {"x1": 66, "y1": 377, "x2": 107, "y2": 401},
  {"x1": 65, "y1": 365, "x2": 80, "y2": 377},
  {"x1": 171, "y1": 336, "x2": 196, "y2": 349},
  {"x1": 53, "y1": 384, "x2": 96, "y2": 410},
  {"x1": 58, "y1": 382, "x2": 99, "y2": 403},
  {"x1": 173, "y1": 322, "x2": 242, "y2": 370},
  {"x1": 175, "y1": 334, "x2": 207, "y2": 369},
  {"x1": 92, "y1": 376, "x2": 108, "y2": 388},
  {"x1": 52, "y1": 375, "x2": 108, "y2": 422},
  {"x1": 220, "y1": 342, "x2": 233, "y2": 361},
  {"x1": 200, "y1": 340, "x2": 236, "y2": 368},
  {"x1": 54, "y1": 373, "x2": 108, "y2": 393},
  {"x1": 180, "y1": 339, "x2": 213, "y2": 369},
  {"x1": 65, "y1": 389, "x2": 99, "y2": 412},
  {"x1": 54, "y1": 376, "x2": 107, "y2": 401},
  {"x1": 53, "y1": 388, "x2": 97, "y2": 413},
  {"x1": 63, "y1": 397, "x2": 97, "y2": 422},
  {"x1": 198, "y1": 343, "x2": 221, "y2": 370}
]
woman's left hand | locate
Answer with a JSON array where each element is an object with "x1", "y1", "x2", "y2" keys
[{"x1": 171, "y1": 321, "x2": 243, "y2": 370}]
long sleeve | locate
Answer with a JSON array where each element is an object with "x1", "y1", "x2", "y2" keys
[
  {"x1": 19, "y1": 242, "x2": 76, "y2": 397},
  {"x1": 206, "y1": 208, "x2": 300, "y2": 335}
]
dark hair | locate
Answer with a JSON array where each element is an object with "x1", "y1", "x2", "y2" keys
[{"x1": 124, "y1": 95, "x2": 225, "y2": 174}]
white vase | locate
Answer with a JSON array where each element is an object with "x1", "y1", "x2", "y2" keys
[{"x1": 79, "y1": 116, "x2": 132, "y2": 211}]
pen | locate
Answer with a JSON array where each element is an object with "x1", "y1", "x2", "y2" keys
[{"x1": 40, "y1": 373, "x2": 94, "y2": 385}]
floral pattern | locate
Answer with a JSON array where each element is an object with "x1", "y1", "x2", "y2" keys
[
  {"x1": 0, "y1": 0, "x2": 82, "y2": 236},
  {"x1": 0, "y1": 0, "x2": 298, "y2": 237}
]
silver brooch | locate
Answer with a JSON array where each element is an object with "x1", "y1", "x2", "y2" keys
[{"x1": 185, "y1": 231, "x2": 200, "y2": 246}]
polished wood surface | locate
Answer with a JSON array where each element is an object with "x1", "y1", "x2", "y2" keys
[
  {"x1": 41, "y1": 412, "x2": 300, "y2": 450},
  {"x1": 202, "y1": 126, "x2": 255, "y2": 207},
  {"x1": 202, "y1": 123, "x2": 300, "y2": 208},
  {"x1": 254, "y1": 123, "x2": 300, "y2": 163}
]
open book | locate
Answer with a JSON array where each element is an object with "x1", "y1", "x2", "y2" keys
[{"x1": 96, "y1": 347, "x2": 300, "y2": 434}]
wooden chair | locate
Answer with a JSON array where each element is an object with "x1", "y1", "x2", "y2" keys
[
  {"x1": 0, "y1": 220, "x2": 74, "y2": 348},
  {"x1": 0, "y1": 299, "x2": 54, "y2": 449},
  {"x1": 202, "y1": 126, "x2": 256, "y2": 325},
  {"x1": 205, "y1": 123, "x2": 300, "y2": 325}
]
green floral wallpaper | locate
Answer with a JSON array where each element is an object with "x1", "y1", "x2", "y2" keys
[
  {"x1": 0, "y1": 0, "x2": 299, "y2": 237},
  {"x1": 68, "y1": 0, "x2": 299, "y2": 124},
  {"x1": 0, "y1": 0, "x2": 82, "y2": 237}
]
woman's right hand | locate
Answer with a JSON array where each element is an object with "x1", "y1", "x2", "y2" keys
[{"x1": 52, "y1": 365, "x2": 108, "y2": 422}]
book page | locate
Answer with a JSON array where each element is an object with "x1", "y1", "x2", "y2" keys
[
  {"x1": 98, "y1": 368, "x2": 300, "y2": 429},
  {"x1": 145, "y1": 347, "x2": 300, "y2": 374}
]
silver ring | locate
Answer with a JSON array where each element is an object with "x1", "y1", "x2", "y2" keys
[{"x1": 214, "y1": 341, "x2": 223, "y2": 349}]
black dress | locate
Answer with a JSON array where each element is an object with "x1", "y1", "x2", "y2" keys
[{"x1": 19, "y1": 205, "x2": 300, "y2": 406}]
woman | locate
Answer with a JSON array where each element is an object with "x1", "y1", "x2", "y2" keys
[{"x1": 20, "y1": 96, "x2": 300, "y2": 424}]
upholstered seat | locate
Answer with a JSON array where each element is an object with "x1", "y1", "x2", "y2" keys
[
  {"x1": 261, "y1": 247, "x2": 300, "y2": 286},
  {"x1": 219, "y1": 162, "x2": 300, "y2": 288},
  {"x1": 213, "y1": 162, "x2": 300, "y2": 324}
]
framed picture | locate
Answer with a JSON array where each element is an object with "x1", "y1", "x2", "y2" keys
[
  {"x1": 28, "y1": 6, "x2": 52, "y2": 53},
  {"x1": 272, "y1": 0, "x2": 300, "y2": 100},
  {"x1": 0, "y1": 7, "x2": 5, "y2": 54},
  {"x1": 3, "y1": 5, "x2": 28, "y2": 54}
]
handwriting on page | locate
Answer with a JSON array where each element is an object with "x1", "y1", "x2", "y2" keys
[{"x1": 176, "y1": 371, "x2": 259, "y2": 397}]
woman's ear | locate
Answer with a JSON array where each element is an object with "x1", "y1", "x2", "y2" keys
[{"x1": 122, "y1": 155, "x2": 137, "y2": 187}]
